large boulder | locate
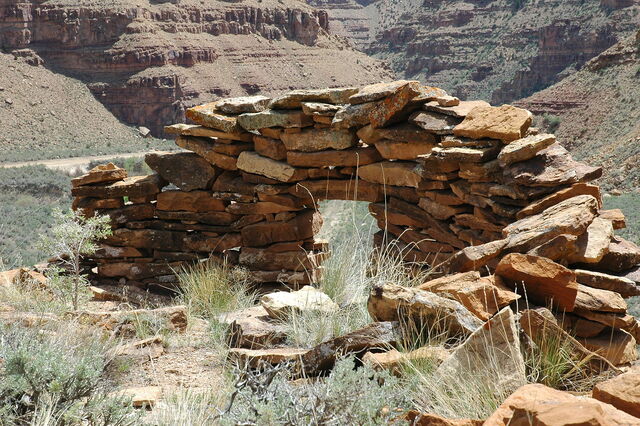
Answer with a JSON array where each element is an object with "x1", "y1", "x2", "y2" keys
[{"x1": 145, "y1": 152, "x2": 218, "y2": 192}]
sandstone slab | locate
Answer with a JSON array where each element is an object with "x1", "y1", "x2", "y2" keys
[
  {"x1": 270, "y1": 87, "x2": 358, "y2": 109},
  {"x1": 228, "y1": 348, "x2": 308, "y2": 368},
  {"x1": 484, "y1": 383, "x2": 638, "y2": 426},
  {"x1": 236, "y1": 151, "x2": 305, "y2": 183},
  {"x1": 594, "y1": 236, "x2": 640, "y2": 273},
  {"x1": 331, "y1": 101, "x2": 380, "y2": 128},
  {"x1": 574, "y1": 284, "x2": 627, "y2": 313},
  {"x1": 516, "y1": 183, "x2": 602, "y2": 219},
  {"x1": 592, "y1": 366, "x2": 640, "y2": 417},
  {"x1": 497, "y1": 133, "x2": 556, "y2": 166},
  {"x1": 424, "y1": 100, "x2": 490, "y2": 118},
  {"x1": 289, "y1": 179, "x2": 383, "y2": 203},
  {"x1": 221, "y1": 305, "x2": 287, "y2": 349},
  {"x1": 374, "y1": 139, "x2": 435, "y2": 160},
  {"x1": 575, "y1": 269, "x2": 640, "y2": 298},
  {"x1": 367, "y1": 283, "x2": 482, "y2": 336},
  {"x1": 495, "y1": 253, "x2": 578, "y2": 312},
  {"x1": 503, "y1": 144, "x2": 603, "y2": 187},
  {"x1": 567, "y1": 217, "x2": 614, "y2": 264},
  {"x1": 164, "y1": 123, "x2": 253, "y2": 142},
  {"x1": 453, "y1": 105, "x2": 532, "y2": 142},
  {"x1": 357, "y1": 161, "x2": 423, "y2": 188},
  {"x1": 369, "y1": 81, "x2": 421, "y2": 127},
  {"x1": 186, "y1": 102, "x2": 241, "y2": 133},
  {"x1": 216, "y1": 95, "x2": 270, "y2": 114},
  {"x1": 410, "y1": 111, "x2": 462, "y2": 135},
  {"x1": 71, "y1": 162, "x2": 127, "y2": 188},
  {"x1": 349, "y1": 80, "x2": 419, "y2": 104},
  {"x1": 71, "y1": 175, "x2": 164, "y2": 199},
  {"x1": 156, "y1": 190, "x2": 226, "y2": 212},
  {"x1": 286, "y1": 146, "x2": 381, "y2": 167},
  {"x1": 503, "y1": 194, "x2": 599, "y2": 252},
  {"x1": 419, "y1": 272, "x2": 520, "y2": 321},
  {"x1": 280, "y1": 128, "x2": 357, "y2": 152},
  {"x1": 241, "y1": 210, "x2": 322, "y2": 247},
  {"x1": 146, "y1": 151, "x2": 218, "y2": 191},
  {"x1": 237, "y1": 110, "x2": 313, "y2": 130}
]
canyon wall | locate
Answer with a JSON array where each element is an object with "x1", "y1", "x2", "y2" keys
[
  {"x1": 0, "y1": 0, "x2": 392, "y2": 136},
  {"x1": 327, "y1": 0, "x2": 640, "y2": 103}
]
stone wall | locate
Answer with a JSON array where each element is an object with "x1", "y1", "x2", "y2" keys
[{"x1": 71, "y1": 81, "x2": 640, "y2": 350}]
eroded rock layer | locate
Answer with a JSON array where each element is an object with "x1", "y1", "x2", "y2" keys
[
  {"x1": 72, "y1": 80, "x2": 640, "y2": 365},
  {"x1": 0, "y1": 0, "x2": 392, "y2": 135}
]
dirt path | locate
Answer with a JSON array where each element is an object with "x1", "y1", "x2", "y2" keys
[{"x1": 0, "y1": 151, "x2": 152, "y2": 173}]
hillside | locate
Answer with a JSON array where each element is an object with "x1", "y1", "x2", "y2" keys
[
  {"x1": 517, "y1": 30, "x2": 640, "y2": 190},
  {"x1": 319, "y1": 0, "x2": 639, "y2": 104},
  {"x1": 0, "y1": 52, "x2": 173, "y2": 162},
  {"x1": 0, "y1": 0, "x2": 393, "y2": 137}
]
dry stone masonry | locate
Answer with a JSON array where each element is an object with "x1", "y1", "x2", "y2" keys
[{"x1": 70, "y1": 80, "x2": 640, "y2": 366}]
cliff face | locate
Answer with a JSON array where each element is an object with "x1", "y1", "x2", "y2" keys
[
  {"x1": 517, "y1": 30, "x2": 640, "y2": 190},
  {"x1": 0, "y1": 0, "x2": 392, "y2": 135},
  {"x1": 328, "y1": 0, "x2": 639, "y2": 103}
]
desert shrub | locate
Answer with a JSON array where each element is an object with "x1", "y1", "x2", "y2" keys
[
  {"x1": 40, "y1": 208, "x2": 112, "y2": 310},
  {"x1": 177, "y1": 260, "x2": 255, "y2": 352},
  {"x1": 143, "y1": 388, "x2": 231, "y2": 426},
  {"x1": 523, "y1": 321, "x2": 608, "y2": 392},
  {"x1": 0, "y1": 166, "x2": 72, "y2": 267},
  {"x1": 218, "y1": 357, "x2": 409, "y2": 425},
  {"x1": 542, "y1": 113, "x2": 561, "y2": 133},
  {"x1": 0, "y1": 324, "x2": 139, "y2": 425}
]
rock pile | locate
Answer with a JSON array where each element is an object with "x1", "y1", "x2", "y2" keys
[{"x1": 71, "y1": 80, "x2": 640, "y2": 366}]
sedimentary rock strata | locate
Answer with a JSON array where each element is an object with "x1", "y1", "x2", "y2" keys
[{"x1": 72, "y1": 81, "x2": 640, "y2": 366}]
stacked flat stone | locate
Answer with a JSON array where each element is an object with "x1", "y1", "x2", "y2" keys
[{"x1": 71, "y1": 80, "x2": 640, "y2": 365}]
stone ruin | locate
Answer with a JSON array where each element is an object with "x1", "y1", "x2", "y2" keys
[{"x1": 71, "y1": 80, "x2": 640, "y2": 366}]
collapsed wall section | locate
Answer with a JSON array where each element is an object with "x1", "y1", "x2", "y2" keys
[{"x1": 70, "y1": 80, "x2": 638, "y2": 297}]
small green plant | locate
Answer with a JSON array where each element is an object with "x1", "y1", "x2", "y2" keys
[{"x1": 39, "y1": 208, "x2": 112, "y2": 310}]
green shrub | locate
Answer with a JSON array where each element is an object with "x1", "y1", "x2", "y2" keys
[
  {"x1": 0, "y1": 324, "x2": 139, "y2": 425},
  {"x1": 219, "y1": 357, "x2": 409, "y2": 424},
  {"x1": 542, "y1": 113, "x2": 562, "y2": 133}
]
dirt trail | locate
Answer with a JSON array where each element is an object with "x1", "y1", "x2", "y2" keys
[{"x1": 0, "y1": 151, "x2": 153, "y2": 173}]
